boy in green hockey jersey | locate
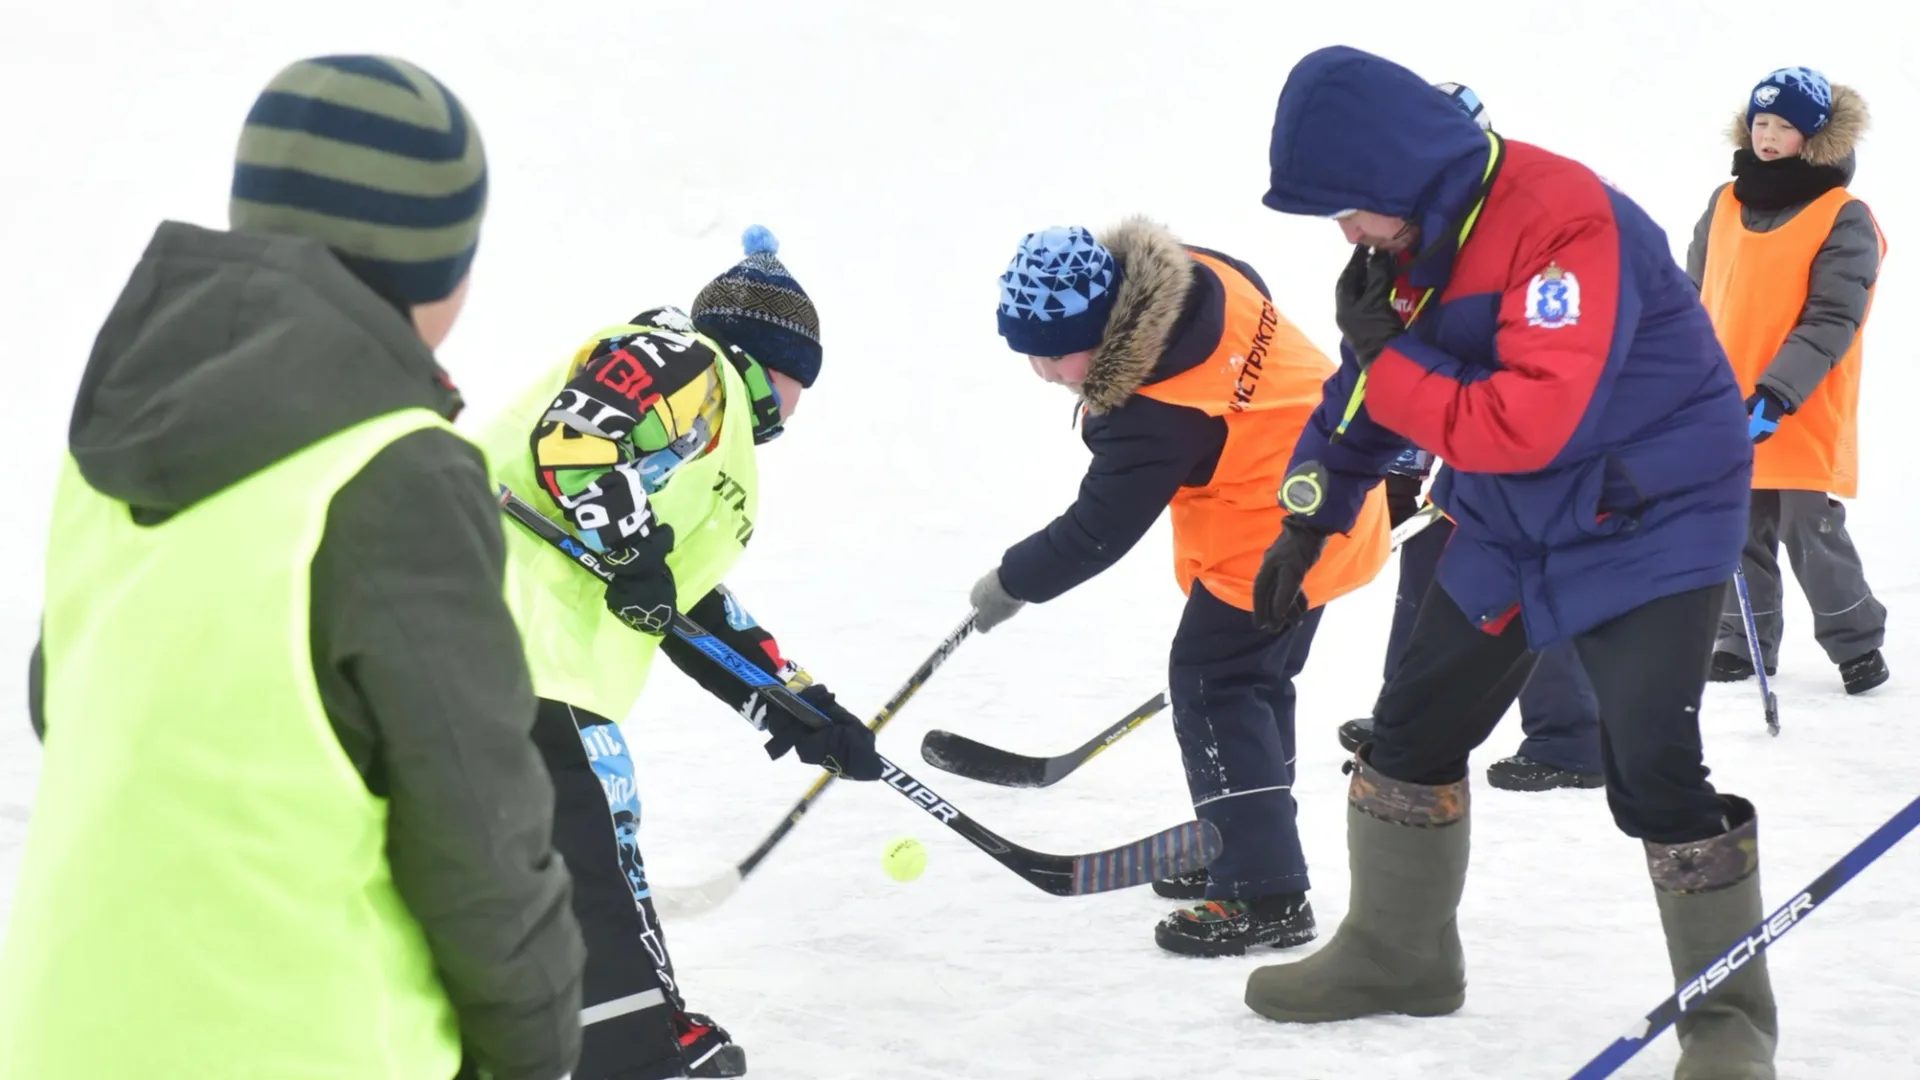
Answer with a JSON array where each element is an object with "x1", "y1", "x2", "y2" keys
[{"x1": 480, "y1": 227, "x2": 882, "y2": 1080}]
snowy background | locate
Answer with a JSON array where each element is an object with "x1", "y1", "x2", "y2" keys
[{"x1": 4, "y1": 2, "x2": 1918, "y2": 1077}]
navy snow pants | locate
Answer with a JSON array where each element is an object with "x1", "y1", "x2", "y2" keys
[
  {"x1": 1170, "y1": 581, "x2": 1322, "y2": 901},
  {"x1": 1381, "y1": 514, "x2": 1601, "y2": 774}
]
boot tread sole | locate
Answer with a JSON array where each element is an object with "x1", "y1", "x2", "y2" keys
[
  {"x1": 1155, "y1": 923, "x2": 1317, "y2": 957},
  {"x1": 1245, "y1": 989, "x2": 1465, "y2": 1024}
]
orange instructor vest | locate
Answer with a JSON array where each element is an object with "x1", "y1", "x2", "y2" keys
[
  {"x1": 1698, "y1": 185, "x2": 1886, "y2": 498},
  {"x1": 1135, "y1": 251, "x2": 1390, "y2": 611}
]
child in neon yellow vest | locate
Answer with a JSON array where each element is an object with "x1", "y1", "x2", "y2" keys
[{"x1": 483, "y1": 228, "x2": 880, "y2": 1080}]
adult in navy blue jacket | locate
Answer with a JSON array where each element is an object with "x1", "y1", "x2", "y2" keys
[{"x1": 1238, "y1": 47, "x2": 1777, "y2": 1079}]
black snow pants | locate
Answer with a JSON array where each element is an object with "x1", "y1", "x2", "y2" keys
[
  {"x1": 1369, "y1": 583, "x2": 1730, "y2": 844},
  {"x1": 531, "y1": 697, "x2": 685, "y2": 1080}
]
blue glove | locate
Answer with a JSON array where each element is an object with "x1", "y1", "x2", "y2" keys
[
  {"x1": 1746, "y1": 386, "x2": 1790, "y2": 445},
  {"x1": 762, "y1": 684, "x2": 883, "y2": 780}
]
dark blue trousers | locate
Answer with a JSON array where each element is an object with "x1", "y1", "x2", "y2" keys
[
  {"x1": 1380, "y1": 516, "x2": 1601, "y2": 774},
  {"x1": 1170, "y1": 581, "x2": 1322, "y2": 900}
]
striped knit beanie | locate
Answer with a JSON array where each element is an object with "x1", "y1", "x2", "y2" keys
[
  {"x1": 690, "y1": 226, "x2": 823, "y2": 387},
  {"x1": 230, "y1": 56, "x2": 486, "y2": 307}
]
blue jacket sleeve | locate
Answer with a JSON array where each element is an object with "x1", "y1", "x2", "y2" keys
[
  {"x1": 999, "y1": 395, "x2": 1225, "y2": 603},
  {"x1": 1283, "y1": 343, "x2": 1417, "y2": 532}
]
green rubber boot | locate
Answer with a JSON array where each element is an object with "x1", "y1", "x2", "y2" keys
[
  {"x1": 1245, "y1": 754, "x2": 1469, "y2": 1023},
  {"x1": 1647, "y1": 796, "x2": 1778, "y2": 1080}
]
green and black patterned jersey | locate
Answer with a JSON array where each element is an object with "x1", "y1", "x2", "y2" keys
[{"x1": 531, "y1": 306, "x2": 782, "y2": 556}]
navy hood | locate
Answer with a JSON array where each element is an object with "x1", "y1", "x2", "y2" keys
[{"x1": 1263, "y1": 46, "x2": 1492, "y2": 240}]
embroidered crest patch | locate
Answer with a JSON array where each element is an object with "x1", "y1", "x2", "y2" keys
[{"x1": 1526, "y1": 262, "x2": 1581, "y2": 329}]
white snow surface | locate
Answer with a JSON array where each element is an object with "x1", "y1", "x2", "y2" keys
[{"x1": 4, "y1": 2, "x2": 1920, "y2": 1077}]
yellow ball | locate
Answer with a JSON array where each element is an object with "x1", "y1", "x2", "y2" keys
[{"x1": 882, "y1": 836, "x2": 927, "y2": 882}]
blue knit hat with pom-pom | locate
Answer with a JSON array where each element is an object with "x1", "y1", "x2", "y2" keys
[
  {"x1": 691, "y1": 225, "x2": 823, "y2": 386},
  {"x1": 996, "y1": 225, "x2": 1122, "y2": 357}
]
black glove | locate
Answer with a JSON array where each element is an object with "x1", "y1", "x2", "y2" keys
[
  {"x1": 1334, "y1": 244, "x2": 1405, "y2": 369},
  {"x1": 1252, "y1": 520, "x2": 1332, "y2": 632},
  {"x1": 1745, "y1": 385, "x2": 1791, "y2": 445},
  {"x1": 602, "y1": 522, "x2": 677, "y2": 635},
  {"x1": 762, "y1": 683, "x2": 884, "y2": 780}
]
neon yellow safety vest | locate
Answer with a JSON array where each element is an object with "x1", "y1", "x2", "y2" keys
[
  {"x1": 484, "y1": 324, "x2": 760, "y2": 724},
  {"x1": 0, "y1": 409, "x2": 465, "y2": 1080}
]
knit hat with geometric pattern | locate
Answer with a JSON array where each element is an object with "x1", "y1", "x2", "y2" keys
[
  {"x1": 230, "y1": 55, "x2": 486, "y2": 307},
  {"x1": 690, "y1": 226, "x2": 824, "y2": 387}
]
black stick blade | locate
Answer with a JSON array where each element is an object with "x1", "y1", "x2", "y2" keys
[
  {"x1": 921, "y1": 729, "x2": 1050, "y2": 787},
  {"x1": 920, "y1": 691, "x2": 1168, "y2": 788}
]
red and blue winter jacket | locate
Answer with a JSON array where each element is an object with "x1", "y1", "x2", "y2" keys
[{"x1": 1266, "y1": 46, "x2": 1753, "y2": 648}]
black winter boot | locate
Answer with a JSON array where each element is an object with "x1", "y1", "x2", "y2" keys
[
  {"x1": 1840, "y1": 649, "x2": 1888, "y2": 695},
  {"x1": 1151, "y1": 868, "x2": 1208, "y2": 900},
  {"x1": 1486, "y1": 754, "x2": 1604, "y2": 792},
  {"x1": 1709, "y1": 652, "x2": 1773, "y2": 682},
  {"x1": 1338, "y1": 717, "x2": 1373, "y2": 753},
  {"x1": 1155, "y1": 893, "x2": 1316, "y2": 957},
  {"x1": 675, "y1": 1013, "x2": 746, "y2": 1078}
]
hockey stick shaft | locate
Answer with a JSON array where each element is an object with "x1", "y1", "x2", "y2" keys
[
  {"x1": 1042, "y1": 690, "x2": 1166, "y2": 782},
  {"x1": 1732, "y1": 565, "x2": 1781, "y2": 736},
  {"x1": 1391, "y1": 500, "x2": 1445, "y2": 547},
  {"x1": 498, "y1": 488, "x2": 828, "y2": 721},
  {"x1": 923, "y1": 498, "x2": 1450, "y2": 787},
  {"x1": 501, "y1": 489, "x2": 1214, "y2": 894},
  {"x1": 1567, "y1": 793, "x2": 1920, "y2": 1079},
  {"x1": 734, "y1": 614, "x2": 975, "y2": 879}
]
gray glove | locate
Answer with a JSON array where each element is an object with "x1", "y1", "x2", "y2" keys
[{"x1": 969, "y1": 567, "x2": 1027, "y2": 633}]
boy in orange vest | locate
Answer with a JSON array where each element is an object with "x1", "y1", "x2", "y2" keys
[
  {"x1": 1687, "y1": 68, "x2": 1889, "y2": 695},
  {"x1": 966, "y1": 220, "x2": 1390, "y2": 956}
]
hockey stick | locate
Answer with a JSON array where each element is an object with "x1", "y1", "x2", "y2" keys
[
  {"x1": 501, "y1": 489, "x2": 1223, "y2": 896},
  {"x1": 1732, "y1": 565, "x2": 1781, "y2": 737},
  {"x1": 1390, "y1": 499, "x2": 1446, "y2": 545},
  {"x1": 921, "y1": 499, "x2": 1451, "y2": 788},
  {"x1": 1567, "y1": 792, "x2": 1920, "y2": 1079},
  {"x1": 921, "y1": 690, "x2": 1168, "y2": 788},
  {"x1": 656, "y1": 613, "x2": 975, "y2": 917}
]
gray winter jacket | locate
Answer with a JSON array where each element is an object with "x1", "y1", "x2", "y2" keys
[
  {"x1": 1685, "y1": 85, "x2": 1880, "y2": 410},
  {"x1": 28, "y1": 221, "x2": 585, "y2": 1080}
]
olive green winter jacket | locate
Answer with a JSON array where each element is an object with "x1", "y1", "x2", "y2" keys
[{"x1": 27, "y1": 220, "x2": 585, "y2": 1080}]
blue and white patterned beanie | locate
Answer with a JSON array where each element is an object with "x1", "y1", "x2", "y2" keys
[
  {"x1": 996, "y1": 226, "x2": 1123, "y2": 357},
  {"x1": 1746, "y1": 67, "x2": 1833, "y2": 138}
]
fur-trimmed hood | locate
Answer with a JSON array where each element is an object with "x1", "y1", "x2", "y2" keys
[
  {"x1": 1077, "y1": 217, "x2": 1197, "y2": 415},
  {"x1": 1731, "y1": 83, "x2": 1868, "y2": 168}
]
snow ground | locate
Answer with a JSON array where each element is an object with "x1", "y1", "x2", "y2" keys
[{"x1": 4, "y1": 2, "x2": 1918, "y2": 1077}]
